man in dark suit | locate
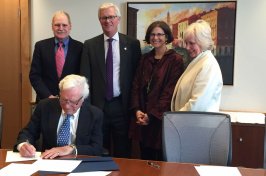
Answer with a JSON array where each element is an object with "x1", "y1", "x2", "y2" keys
[
  {"x1": 30, "y1": 11, "x2": 83, "y2": 103},
  {"x1": 80, "y1": 3, "x2": 141, "y2": 158},
  {"x1": 14, "y1": 75, "x2": 103, "y2": 158}
]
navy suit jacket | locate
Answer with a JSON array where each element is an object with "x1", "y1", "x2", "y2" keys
[
  {"x1": 80, "y1": 33, "x2": 141, "y2": 114},
  {"x1": 14, "y1": 98, "x2": 103, "y2": 156},
  {"x1": 29, "y1": 37, "x2": 83, "y2": 102}
]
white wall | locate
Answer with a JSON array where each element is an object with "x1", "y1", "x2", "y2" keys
[{"x1": 31, "y1": 0, "x2": 266, "y2": 112}]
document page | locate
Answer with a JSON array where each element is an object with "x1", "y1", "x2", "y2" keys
[
  {"x1": 32, "y1": 159, "x2": 82, "y2": 173},
  {"x1": 5, "y1": 151, "x2": 41, "y2": 162},
  {"x1": 67, "y1": 171, "x2": 112, "y2": 176},
  {"x1": 195, "y1": 165, "x2": 242, "y2": 176},
  {"x1": 0, "y1": 163, "x2": 38, "y2": 176}
]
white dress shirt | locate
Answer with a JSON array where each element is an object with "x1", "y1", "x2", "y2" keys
[
  {"x1": 17, "y1": 108, "x2": 81, "y2": 151},
  {"x1": 57, "y1": 108, "x2": 81, "y2": 145},
  {"x1": 104, "y1": 32, "x2": 121, "y2": 97}
]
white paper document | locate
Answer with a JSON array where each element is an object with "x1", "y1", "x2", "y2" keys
[
  {"x1": 195, "y1": 165, "x2": 242, "y2": 176},
  {"x1": 32, "y1": 159, "x2": 82, "y2": 172},
  {"x1": 67, "y1": 171, "x2": 112, "y2": 176},
  {"x1": 0, "y1": 163, "x2": 38, "y2": 176},
  {"x1": 5, "y1": 151, "x2": 41, "y2": 162}
]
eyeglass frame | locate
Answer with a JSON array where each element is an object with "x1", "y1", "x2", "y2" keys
[
  {"x1": 149, "y1": 33, "x2": 166, "y2": 37},
  {"x1": 58, "y1": 96, "x2": 83, "y2": 106},
  {"x1": 99, "y1": 15, "x2": 118, "y2": 21}
]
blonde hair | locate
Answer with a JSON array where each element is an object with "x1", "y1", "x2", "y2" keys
[
  {"x1": 98, "y1": 3, "x2": 121, "y2": 19},
  {"x1": 184, "y1": 20, "x2": 214, "y2": 50},
  {"x1": 52, "y1": 11, "x2": 71, "y2": 24}
]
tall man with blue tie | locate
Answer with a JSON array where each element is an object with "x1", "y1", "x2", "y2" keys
[
  {"x1": 80, "y1": 3, "x2": 141, "y2": 158},
  {"x1": 29, "y1": 11, "x2": 83, "y2": 103},
  {"x1": 14, "y1": 75, "x2": 103, "y2": 158}
]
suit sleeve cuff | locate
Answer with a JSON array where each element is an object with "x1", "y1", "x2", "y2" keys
[
  {"x1": 147, "y1": 113, "x2": 156, "y2": 122},
  {"x1": 17, "y1": 142, "x2": 26, "y2": 151}
]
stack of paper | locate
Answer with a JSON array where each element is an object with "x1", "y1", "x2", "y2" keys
[{"x1": 0, "y1": 152, "x2": 119, "y2": 176}]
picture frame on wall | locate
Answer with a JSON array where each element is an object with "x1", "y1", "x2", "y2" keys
[{"x1": 127, "y1": 1, "x2": 237, "y2": 85}]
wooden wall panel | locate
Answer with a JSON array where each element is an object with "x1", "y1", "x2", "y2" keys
[{"x1": 0, "y1": 0, "x2": 22, "y2": 148}]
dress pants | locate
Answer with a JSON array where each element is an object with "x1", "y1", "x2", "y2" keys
[{"x1": 103, "y1": 96, "x2": 131, "y2": 158}]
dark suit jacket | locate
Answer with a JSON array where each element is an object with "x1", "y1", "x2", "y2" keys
[
  {"x1": 80, "y1": 33, "x2": 141, "y2": 114},
  {"x1": 29, "y1": 37, "x2": 83, "y2": 102},
  {"x1": 14, "y1": 98, "x2": 103, "y2": 156}
]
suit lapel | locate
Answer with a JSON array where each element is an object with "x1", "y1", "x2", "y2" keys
[
  {"x1": 48, "y1": 101, "x2": 62, "y2": 145},
  {"x1": 76, "y1": 102, "x2": 93, "y2": 140},
  {"x1": 48, "y1": 38, "x2": 58, "y2": 78},
  {"x1": 119, "y1": 33, "x2": 128, "y2": 86},
  {"x1": 95, "y1": 35, "x2": 106, "y2": 82}
]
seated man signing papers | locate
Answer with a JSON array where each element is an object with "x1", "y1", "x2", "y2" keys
[{"x1": 14, "y1": 74, "x2": 103, "y2": 159}]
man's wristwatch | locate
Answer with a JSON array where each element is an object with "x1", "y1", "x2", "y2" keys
[{"x1": 69, "y1": 144, "x2": 77, "y2": 155}]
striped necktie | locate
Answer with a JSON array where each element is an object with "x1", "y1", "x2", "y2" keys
[{"x1": 55, "y1": 42, "x2": 65, "y2": 80}]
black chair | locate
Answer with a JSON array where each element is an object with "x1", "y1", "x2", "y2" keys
[
  {"x1": 0, "y1": 103, "x2": 3, "y2": 148},
  {"x1": 162, "y1": 111, "x2": 232, "y2": 166}
]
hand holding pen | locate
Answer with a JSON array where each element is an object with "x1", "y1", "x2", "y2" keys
[{"x1": 19, "y1": 140, "x2": 36, "y2": 157}]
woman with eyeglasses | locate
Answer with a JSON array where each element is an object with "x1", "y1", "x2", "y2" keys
[
  {"x1": 129, "y1": 21, "x2": 184, "y2": 161},
  {"x1": 171, "y1": 20, "x2": 223, "y2": 112}
]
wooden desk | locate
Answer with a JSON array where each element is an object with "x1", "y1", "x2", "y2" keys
[{"x1": 0, "y1": 149, "x2": 265, "y2": 176}]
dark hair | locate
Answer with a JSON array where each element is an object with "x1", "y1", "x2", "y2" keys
[{"x1": 144, "y1": 21, "x2": 174, "y2": 44}]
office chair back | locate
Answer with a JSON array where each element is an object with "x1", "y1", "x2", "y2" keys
[
  {"x1": 0, "y1": 103, "x2": 3, "y2": 148},
  {"x1": 162, "y1": 111, "x2": 232, "y2": 166}
]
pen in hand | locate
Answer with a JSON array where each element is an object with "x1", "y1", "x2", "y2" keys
[
  {"x1": 26, "y1": 140, "x2": 36, "y2": 157},
  {"x1": 147, "y1": 161, "x2": 160, "y2": 169}
]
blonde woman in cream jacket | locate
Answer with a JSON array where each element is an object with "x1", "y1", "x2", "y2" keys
[{"x1": 171, "y1": 20, "x2": 223, "y2": 112}]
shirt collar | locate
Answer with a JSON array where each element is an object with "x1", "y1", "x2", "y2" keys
[
  {"x1": 62, "y1": 107, "x2": 81, "y2": 119},
  {"x1": 55, "y1": 36, "x2": 70, "y2": 47},
  {"x1": 104, "y1": 32, "x2": 119, "y2": 42}
]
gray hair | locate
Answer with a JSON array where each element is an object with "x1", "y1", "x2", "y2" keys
[
  {"x1": 52, "y1": 11, "x2": 71, "y2": 24},
  {"x1": 98, "y1": 2, "x2": 121, "y2": 20},
  {"x1": 184, "y1": 20, "x2": 214, "y2": 50},
  {"x1": 59, "y1": 74, "x2": 89, "y2": 100}
]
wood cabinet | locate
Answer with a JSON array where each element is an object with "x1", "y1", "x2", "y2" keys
[{"x1": 231, "y1": 123, "x2": 265, "y2": 168}]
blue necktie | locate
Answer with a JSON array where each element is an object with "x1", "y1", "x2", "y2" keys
[
  {"x1": 106, "y1": 38, "x2": 114, "y2": 100},
  {"x1": 58, "y1": 114, "x2": 72, "y2": 147}
]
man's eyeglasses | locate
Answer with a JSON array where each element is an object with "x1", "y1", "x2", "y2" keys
[
  {"x1": 59, "y1": 96, "x2": 83, "y2": 106},
  {"x1": 54, "y1": 24, "x2": 69, "y2": 27},
  {"x1": 100, "y1": 16, "x2": 117, "y2": 21},
  {"x1": 150, "y1": 33, "x2": 165, "y2": 37}
]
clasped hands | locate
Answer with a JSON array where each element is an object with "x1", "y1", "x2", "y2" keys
[
  {"x1": 136, "y1": 110, "x2": 150, "y2": 125},
  {"x1": 19, "y1": 142, "x2": 73, "y2": 159}
]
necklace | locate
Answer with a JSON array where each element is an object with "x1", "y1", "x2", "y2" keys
[{"x1": 147, "y1": 73, "x2": 153, "y2": 94}]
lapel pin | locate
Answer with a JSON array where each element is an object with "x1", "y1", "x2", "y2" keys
[{"x1": 124, "y1": 47, "x2": 127, "y2": 50}]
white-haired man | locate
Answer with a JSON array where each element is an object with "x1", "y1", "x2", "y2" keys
[{"x1": 14, "y1": 74, "x2": 103, "y2": 158}]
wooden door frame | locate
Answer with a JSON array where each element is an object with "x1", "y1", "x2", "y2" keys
[{"x1": 21, "y1": 0, "x2": 32, "y2": 127}]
